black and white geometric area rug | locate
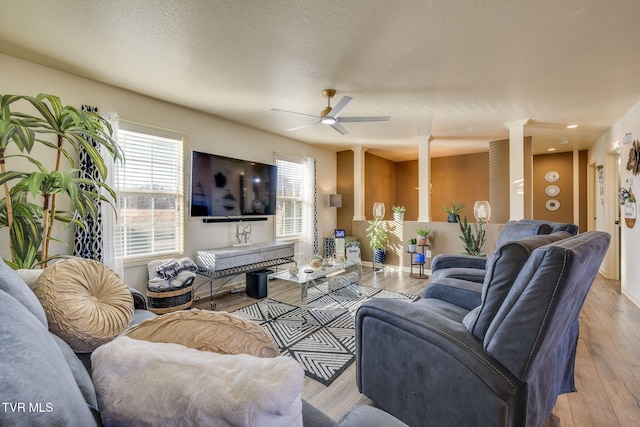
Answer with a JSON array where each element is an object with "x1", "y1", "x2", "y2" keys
[{"x1": 231, "y1": 283, "x2": 419, "y2": 386}]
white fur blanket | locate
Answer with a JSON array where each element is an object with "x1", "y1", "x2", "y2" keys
[{"x1": 91, "y1": 336, "x2": 304, "y2": 427}]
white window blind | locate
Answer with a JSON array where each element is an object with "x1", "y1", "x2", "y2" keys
[
  {"x1": 115, "y1": 124, "x2": 184, "y2": 261},
  {"x1": 276, "y1": 157, "x2": 304, "y2": 238}
]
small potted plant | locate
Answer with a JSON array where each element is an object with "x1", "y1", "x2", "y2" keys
[
  {"x1": 407, "y1": 238, "x2": 417, "y2": 253},
  {"x1": 392, "y1": 205, "x2": 406, "y2": 222},
  {"x1": 309, "y1": 254, "x2": 323, "y2": 269},
  {"x1": 444, "y1": 201, "x2": 465, "y2": 223},
  {"x1": 416, "y1": 227, "x2": 430, "y2": 246}
]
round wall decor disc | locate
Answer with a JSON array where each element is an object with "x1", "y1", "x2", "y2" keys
[
  {"x1": 544, "y1": 171, "x2": 560, "y2": 183},
  {"x1": 545, "y1": 185, "x2": 560, "y2": 197},
  {"x1": 545, "y1": 199, "x2": 560, "y2": 211}
]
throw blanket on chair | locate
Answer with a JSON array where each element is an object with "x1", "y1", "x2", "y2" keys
[{"x1": 91, "y1": 336, "x2": 304, "y2": 427}]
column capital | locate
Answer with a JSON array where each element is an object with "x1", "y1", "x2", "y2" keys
[
  {"x1": 416, "y1": 134, "x2": 434, "y2": 143},
  {"x1": 351, "y1": 146, "x2": 368, "y2": 153},
  {"x1": 504, "y1": 119, "x2": 530, "y2": 129}
]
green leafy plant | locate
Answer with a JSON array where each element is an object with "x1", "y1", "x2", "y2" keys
[
  {"x1": 416, "y1": 227, "x2": 430, "y2": 237},
  {"x1": 444, "y1": 201, "x2": 465, "y2": 215},
  {"x1": 0, "y1": 93, "x2": 122, "y2": 268},
  {"x1": 459, "y1": 216, "x2": 486, "y2": 256},
  {"x1": 392, "y1": 205, "x2": 406, "y2": 213},
  {"x1": 365, "y1": 218, "x2": 388, "y2": 250},
  {"x1": 408, "y1": 238, "x2": 417, "y2": 244}
]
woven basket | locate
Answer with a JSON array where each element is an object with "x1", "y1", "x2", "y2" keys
[{"x1": 146, "y1": 282, "x2": 193, "y2": 315}]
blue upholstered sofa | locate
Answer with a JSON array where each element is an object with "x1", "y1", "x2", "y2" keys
[{"x1": 355, "y1": 231, "x2": 610, "y2": 427}]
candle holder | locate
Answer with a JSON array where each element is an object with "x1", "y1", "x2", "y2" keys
[
  {"x1": 373, "y1": 202, "x2": 385, "y2": 219},
  {"x1": 473, "y1": 201, "x2": 491, "y2": 223}
]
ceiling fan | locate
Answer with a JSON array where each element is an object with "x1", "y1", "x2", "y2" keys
[{"x1": 271, "y1": 89, "x2": 390, "y2": 135}]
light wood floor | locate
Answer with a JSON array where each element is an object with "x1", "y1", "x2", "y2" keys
[{"x1": 194, "y1": 267, "x2": 640, "y2": 426}]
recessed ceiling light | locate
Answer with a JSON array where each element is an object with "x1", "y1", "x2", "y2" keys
[
  {"x1": 548, "y1": 148, "x2": 557, "y2": 152},
  {"x1": 567, "y1": 124, "x2": 578, "y2": 129},
  {"x1": 560, "y1": 139, "x2": 568, "y2": 144}
]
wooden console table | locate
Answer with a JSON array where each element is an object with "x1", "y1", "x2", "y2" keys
[{"x1": 194, "y1": 241, "x2": 295, "y2": 309}]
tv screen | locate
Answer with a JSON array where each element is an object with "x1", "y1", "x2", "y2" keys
[{"x1": 190, "y1": 151, "x2": 277, "y2": 217}]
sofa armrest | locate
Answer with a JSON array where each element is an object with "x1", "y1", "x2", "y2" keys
[
  {"x1": 423, "y1": 278, "x2": 482, "y2": 310},
  {"x1": 355, "y1": 298, "x2": 521, "y2": 427},
  {"x1": 430, "y1": 254, "x2": 488, "y2": 271},
  {"x1": 129, "y1": 288, "x2": 147, "y2": 310},
  {"x1": 335, "y1": 405, "x2": 408, "y2": 427}
]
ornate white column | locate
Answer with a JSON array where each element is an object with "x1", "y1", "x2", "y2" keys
[
  {"x1": 504, "y1": 119, "x2": 529, "y2": 220},
  {"x1": 352, "y1": 146, "x2": 367, "y2": 221},
  {"x1": 418, "y1": 135, "x2": 433, "y2": 222}
]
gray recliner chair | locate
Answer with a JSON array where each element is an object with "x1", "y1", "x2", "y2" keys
[
  {"x1": 355, "y1": 231, "x2": 610, "y2": 427},
  {"x1": 430, "y1": 219, "x2": 578, "y2": 283},
  {"x1": 425, "y1": 219, "x2": 579, "y2": 309}
]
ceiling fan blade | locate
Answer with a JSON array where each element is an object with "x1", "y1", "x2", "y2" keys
[
  {"x1": 271, "y1": 108, "x2": 320, "y2": 119},
  {"x1": 329, "y1": 122, "x2": 349, "y2": 135},
  {"x1": 287, "y1": 122, "x2": 319, "y2": 131},
  {"x1": 338, "y1": 116, "x2": 391, "y2": 122},
  {"x1": 327, "y1": 96, "x2": 353, "y2": 118}
]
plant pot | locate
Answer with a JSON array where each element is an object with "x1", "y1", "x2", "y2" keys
[
  {"x1": 447, "y1": 213, "x2": 460, "y2": 223},
  {"x1": 407, "y1": 244, "x2": 417, "y2": 253},
  {"x1": 373, "y1": 248, "x2": 386, "y2": 264},
  {"x1": 309, "y1": 258, "x2": 322, "y2": 269},
  {"x1": 393, "y1": 212, "x2": 404, "y2": 222},
  {"x1": 416, "y1": 235, "x2": 428, "y2": 246}
]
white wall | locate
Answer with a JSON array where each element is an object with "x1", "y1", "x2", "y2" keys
[
  {"x1": 590, "y1": 99, "x2": 640, "y2": 307},
  {"x1": 0, "y1": 54, "x2": 337, "y2": 291}
]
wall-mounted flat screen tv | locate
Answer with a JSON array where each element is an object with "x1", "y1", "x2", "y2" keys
[{"x1": 190, "y1": 151, "x2": 277, "y2": 217}]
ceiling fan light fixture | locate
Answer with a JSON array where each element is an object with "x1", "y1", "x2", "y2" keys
[{"x1": 321, "y1": 116, "x2": 336, "y2": 124}]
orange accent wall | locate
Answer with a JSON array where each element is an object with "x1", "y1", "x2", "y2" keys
[
  {"x1": 532, "y1": 152, "x2": 573, "y2": 223},
  {"x1": 431, "y1": 152, "x2": 490, "y2": 222},
  {"x1": 364, "y1": 152, "x2": 396, "y2": 219},
  {"x1": 395, "y1": 160, "x2": 419, "y2": 221}
]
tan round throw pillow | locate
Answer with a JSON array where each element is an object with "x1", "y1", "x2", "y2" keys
[
  {"x1": 33, "y1": 258, "x2": 134, "y2": 353},
  {"x1": 124, "y1": 309, "x2": 280, "y2": 358}
]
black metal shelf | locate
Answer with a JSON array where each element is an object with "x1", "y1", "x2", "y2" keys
[{"x1": 408, "y1": 244, "x2": 430, "y2": 279}]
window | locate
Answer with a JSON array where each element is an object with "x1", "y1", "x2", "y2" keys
[
  {"x1": 115, "y1": 124, "x2": 184, "y2": 261},
  {"x1": 276, "y1": 157, "x2": 304, "y2": 238},
  {"x1": 275, "y1": 155, "x2": 317, "y2": 261}
]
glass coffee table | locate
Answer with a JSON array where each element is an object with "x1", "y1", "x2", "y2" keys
[{"x1": 270, "y1": 260, "x2": 362, "y2": 328}]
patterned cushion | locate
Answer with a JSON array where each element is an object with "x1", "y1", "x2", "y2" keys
[
  {"x1": 33, "y1": 258, "x2": 134, "y2": 353},
  {"x1": 124, "y1": 309, "x2": 279, "y2": 358}
]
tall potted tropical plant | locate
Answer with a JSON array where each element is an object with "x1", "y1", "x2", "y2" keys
[
  {"x1": 0, "y1": 93, "x2": 122, "y2": 268},
  {"x1": 365, "y1": 218, "x2": 388, "y2": 270}
]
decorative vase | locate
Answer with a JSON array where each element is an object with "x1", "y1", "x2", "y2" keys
[
  {"x1": 407, "y1": 243, "x2": 417, "y2": 253},
  {"x1": 447, "y1": 213, "x2": 459, "y2": 223},
  {"x1": 393, "y1": 212, "x2": 404, "y2": 222},
  {"x1": 416, "y1": 234, "x2": 428, "y2": 246}
]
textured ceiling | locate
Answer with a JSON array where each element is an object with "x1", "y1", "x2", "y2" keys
[{"x1": 2, "y1": 0, "x2": 640, "y2": 161}]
